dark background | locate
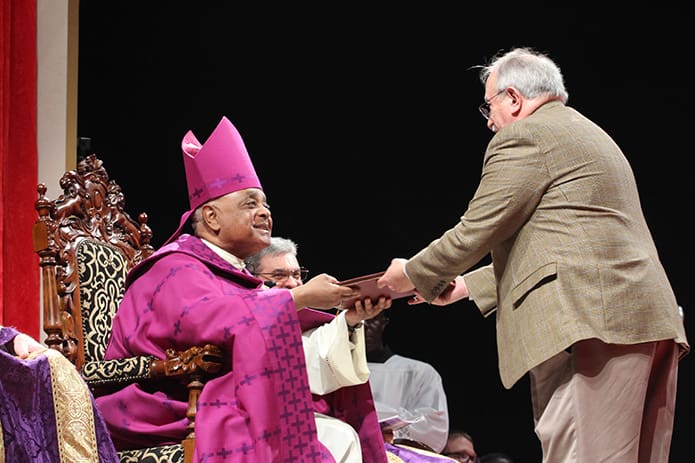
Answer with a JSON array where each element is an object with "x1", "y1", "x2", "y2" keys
[{"x1": 76, "y1": 4, "x2": 691, "y2": 461}]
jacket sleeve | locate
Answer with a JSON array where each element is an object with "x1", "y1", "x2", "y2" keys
[{"x1": 463, "y1": 264, "x2": 497, "y2": 317}]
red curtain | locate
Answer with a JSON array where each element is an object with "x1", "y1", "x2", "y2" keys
[{"x1": 0, "y1": 0, "x2": 39, "y2": 337}]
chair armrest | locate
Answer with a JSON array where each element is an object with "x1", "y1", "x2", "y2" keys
[
  {"x1": 152, "y1": 344, "x2": 224, "y2": 378},
  {"x1": 83, "y1": 344, "x2": 224, "y2": 386}
]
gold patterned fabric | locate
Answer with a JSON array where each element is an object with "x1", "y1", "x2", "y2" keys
[{"x1": 45, "y1": 348, "x2": 102, "y2": 462}]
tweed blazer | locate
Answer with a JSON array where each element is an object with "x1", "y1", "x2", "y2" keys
[{"x1": 406, "y1": 101, "x2": 689, "y2": 388}]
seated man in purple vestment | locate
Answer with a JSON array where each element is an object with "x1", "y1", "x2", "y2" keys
[
  {"x1": 0, "y1": 326, "x2": 119, "y2": 463},
  {"x1": 96, "y1": 116, "x2": 391, "y2": 463}
]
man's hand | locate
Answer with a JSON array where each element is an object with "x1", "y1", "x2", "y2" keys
[
  {"x1": 291, "y1": 273, "x2": 359, "y2": 310},
  {"x1": 377, "y1": 258, "x2": 415, "y2": 293},
  {"x1": 344, "y1": 296, "x2": 392, "y2": 327},
  {"x1": 13, "y1": 332, "x2": 45, "y2": 359},
  {"x1": 408, "y1": 276, "x2": 468, "y2": 306}
]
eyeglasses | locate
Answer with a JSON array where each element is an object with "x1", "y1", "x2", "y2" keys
[
  {"x1": 442, "y1": 453, "x2": 479, "y2": 463},
  {"x1": 478, "y1": 88, "x2": 506, "y2": 120},
  {"x1": 255, "y1": 267, "x2": 309, "y2": 283}
]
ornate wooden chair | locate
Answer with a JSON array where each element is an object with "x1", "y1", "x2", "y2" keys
[{"x1": 32, "y1": 154, "x2": 223, "y2": 463}]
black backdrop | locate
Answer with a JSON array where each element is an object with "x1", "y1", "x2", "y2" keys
[{"x1": 76, "y1": 4, "x2": 692, "y2": 461}]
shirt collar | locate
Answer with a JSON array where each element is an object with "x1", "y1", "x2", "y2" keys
[
  {"x1": 366, "y1": 345, "x2": 395, "y2": 363},
  {"x1": 200, "y1": 238, "x2": 246, "y2": 270}
]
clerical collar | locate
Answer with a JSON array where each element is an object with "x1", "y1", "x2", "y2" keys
[
  {"x1": 366, "y1": 345, "x2": 395, "y2": 363},
  {"x1": 200, "y1": 238, "x2": 246, "y2": 270}
]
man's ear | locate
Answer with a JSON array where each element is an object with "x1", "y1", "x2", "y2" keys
[
  {"x1": 507, "y1": 87, "x2": 523, "y2": 115},
  {"x1": 507, "y1": 87, "x2": 521, "y2": 105},
  {"x1": 201, "y1": 204, "x2": 221, "y2": 232}
]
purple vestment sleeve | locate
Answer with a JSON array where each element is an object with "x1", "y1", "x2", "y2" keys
[{"x1": 0, "y1": 326, "x2": 19, "y2": 347}]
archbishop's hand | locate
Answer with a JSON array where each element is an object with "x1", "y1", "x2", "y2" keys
[{"x1": 291, "y1": 273, "x2": 359, "y2": 310}]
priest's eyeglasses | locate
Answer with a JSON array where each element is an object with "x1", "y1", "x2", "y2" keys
[
  {"x1": 441, "y1": 452, "x2": 479, "y2": 463},
  {"x1": 256, "y1": 267, "x2": 309, "y2": 283}
]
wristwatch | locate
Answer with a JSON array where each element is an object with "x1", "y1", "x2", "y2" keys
[{"x1": 347, "y1": 321, "x2": 364, "y2": 333}]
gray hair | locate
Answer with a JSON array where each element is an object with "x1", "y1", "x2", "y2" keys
[
  {"x1": 245, "y1": 236, "x2": 298, "y2": 274},
  {"x1": 190, "y1": 206, "x2": 204, "y2": 235},
  {"x1": 189, "y1": 194, "x2": 229, "y2": 235},
  {"x1": 479, "y1": 47, "x2": 568, "y2": 103}
]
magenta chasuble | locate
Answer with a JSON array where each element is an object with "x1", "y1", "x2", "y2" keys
[{"x1": 96, "y1": 234, "x2": 387, "y2": 463}]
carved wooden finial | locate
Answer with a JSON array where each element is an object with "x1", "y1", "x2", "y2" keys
[{"x1": 34, "y1": 183, "x2": 52, "y2": 220}]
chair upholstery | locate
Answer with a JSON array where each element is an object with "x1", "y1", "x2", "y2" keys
[
  {"x1": 118, "y1": 444, "x2": 184, "y2": 463},
  {"x1": 33, "y1": 154, "x2": 223, "y2": 463}
]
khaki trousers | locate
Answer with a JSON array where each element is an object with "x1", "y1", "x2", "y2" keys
[{"x1": 530, "y1": 339, "x2": 679, "y2": 463}]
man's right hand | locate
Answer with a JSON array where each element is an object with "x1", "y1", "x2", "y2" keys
[
  {"x1": 345, "y1": 297, "x2": 392, "y2": 326},
  {"x1": 377, "y1": 258, "x2": 415, "y2": 293}
]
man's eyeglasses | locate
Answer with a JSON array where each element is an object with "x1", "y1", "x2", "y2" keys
[
  {"x1": 478, "y1": 88, "x2": 507, "y2": 120},
  {"x1": 256, "y1": 268, "x2": 309, "y2": 283}
]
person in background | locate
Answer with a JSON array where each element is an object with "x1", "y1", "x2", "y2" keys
[
  {"x1": 479, "y1": 452, "x2": 514, "y2": 463},
  {"x1": 441, "y1": 429, "x2": 478, "y2": 463},
  {"x1": 364, "y1": 311, "x2": 449, "y2": 453},
  {"x1": 246, "y1": 237, "x2": 459, "y2": 463},
  {"x1": 97, "y1": 117, "x2": 387, "y2": 463},
  {"x1": 0, "y1": 326, "x2": 119, "y2": 462},
  {"x1": 378, "y1": 47, "x2": 689, "y2": 463}
]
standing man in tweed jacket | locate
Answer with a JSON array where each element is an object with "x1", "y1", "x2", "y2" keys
[{"x1": 378, "y1": 47, "x2": 689, "y2": 463}]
